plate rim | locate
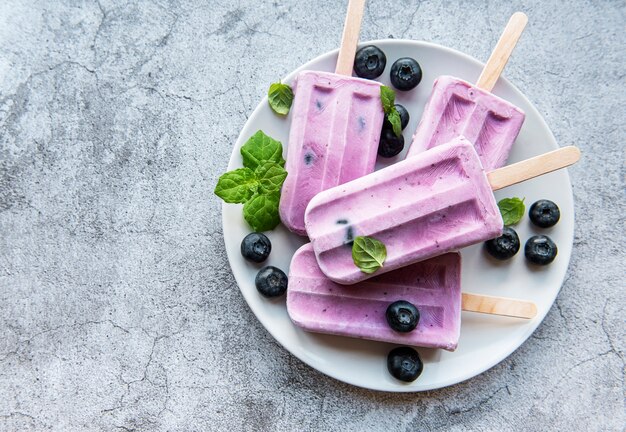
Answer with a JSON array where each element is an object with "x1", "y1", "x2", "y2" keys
[{"x1": 221, "y1": 38, "x2": 574, "y2": 392}]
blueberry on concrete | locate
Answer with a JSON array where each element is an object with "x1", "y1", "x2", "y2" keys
[
  {"x1": 386, "y1": 301, "x2": 420, "y2": 332},
  {"x1": 390, "y1": 57, "x2": 422, "y2": 91},
  {"x1": 484, "y1": 227, "x2": 520, "y2": 260},
  {"x1": 387, "y1": 346, "x2": 424, "y2": 382},
  {"x1": 255, "y1": 266, "x2": 288, "y2": 297},
  {"x1": 525, "y1": 235, "x2": 558, "y2": 265},
  {"x1": 354, "y1": 45, "x2": 387, "y2": 79},
  {"x1": 529, "y1": 199, "x2": 560, "y2": 228},
  {"x1": 241, "y1": 232, "x2": 272, "y2": 263}
]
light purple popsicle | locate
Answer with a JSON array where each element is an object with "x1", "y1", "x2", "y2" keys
[
  {"x1": 287, "y1": 243, "x2": 462, "y2": 351},
  {"x1": 305, "y1": 137, "x2": 502, "y2": 285},
  {"x1": 279, "y1": 71, "x2": 384, "y2": 235},
  {"x1": 407, "y1": 76, "x2": 525, "y2": 171}
]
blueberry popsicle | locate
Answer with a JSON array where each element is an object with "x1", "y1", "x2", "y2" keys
[
  {"x1": 279, "y1": 0, "x2": 385, "y2": 235},
  {"x1": 305, "y1": 137, "x2": 580, "y2": 284},
  {"x1": 407, "y1": 12, "x2": 528, "y2": 170},
  {"x1": 287, "y1": 244, "x2": 537, "y2": 351}
]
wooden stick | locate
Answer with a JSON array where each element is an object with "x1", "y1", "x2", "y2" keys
[
  {"x1": 476, "y1": 12, "x2": 528, "y2": 92},
  {"x1": 335, "y1": 0, "x2": 366, "y2": 76},
  {"x1": 487, "y1": 146, "x2": 581, "y2": 191},
  {"x1": 462, "y1": 293, "x2": 537, "y2": 319}
]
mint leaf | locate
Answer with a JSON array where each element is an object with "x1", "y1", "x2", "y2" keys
[
  {"x1": 255, "y1": 161, "x2": 288, "y2": 194},
  {"x1": 380, "y1": 85, "x2": 395, "y2": 114},
  {"x1": 241, "y1": 130, "x2": 285, "y2": 170},
  {"x1": 243, "y1": 192, "x2": 281, "y2": 231},
  {"x1": 214, "y1": 168, "x2": 258, "y2": 203},
  {"x1": 352, "y1": 236, "x2": 387, "y2": 274},
  {"x1": 498, "y1": 197, "x2": 525, "y2": 225},
  {"x1": 268, "y1": 82, "x2": 294, "y2": 116},
  {"x1": 387, "y1": 109, "x2": 402, "y2": 137}
]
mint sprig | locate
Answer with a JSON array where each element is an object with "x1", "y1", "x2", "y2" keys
[
  {"x1": 241, "y1": 130, "x2": 285, "y2": 170},
  {"x1": 255, "y1": 161, "x2": 288, "y2": 194},
  {"x1": 352, "y1": 236, "x2": 387, "y2": 274},
  {"x1": 268, "y1": 81, "x2": 294, "y2": 116},
  {"x1": 498, "y1": 197, "x2": 525, "y2": 225},
  {"x1": 243, "y1": 192, "x2": 281, "y2": 232},
  {"x1": 214, "y1": 167, "x2": 258, "y2": 203},
  {"x1": 379, "y1": 85, "x2": 402, "y2": 137},
  {"x1": 214, "y1": 130, "x2": 288, "y2": 231}
]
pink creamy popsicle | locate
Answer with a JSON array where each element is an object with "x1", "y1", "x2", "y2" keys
[
  {"x1": 407, "y1": 12, "x2": 528, "y2": 170},
  {"x1": 279, "y1": 0, "x2": 384, "y2": 235},
  {"x1": 287, "y1": 244, "x2": 537, "y2": 351},
  {"x1": 305, "y1": 137, "x2": 580, "y2": 284},
  {"x1": 288, "y1": 244, "x2": 462, "y2": 350}
]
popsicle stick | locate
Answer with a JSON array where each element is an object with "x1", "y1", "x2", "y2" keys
[
  {"x1": 476, "y1": 12, "x2": 528, "y2": 92},
  {"x1": 487, "y1": 146, "x2": 581, "y2": 191},
  {"x1": 335, "y1": 0, "x2": 366, "y2": 76},
  {"x1": 462, "y1": 293, "x2": 537, "y2": 319}
]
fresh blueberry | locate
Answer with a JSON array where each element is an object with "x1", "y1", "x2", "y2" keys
[
  {"x1": 529, "y1": 200, "x2": 560, "y2": 228},
  {"x1": 386, "y1": 301, "x2": 420, "y2": 332},
  {"x1": 394, "y1": 104, "x2": 410, "y2": 130},
  {"x1": 353, "y1": 45, "x2": 387, "y2": 79},
  {"x1": 378, "y1": 128, "x2": 404, "y2": 157},
  {"x1": 387, "y1": 347, "x2": 424, "y2": 382},
  {"x1": 255, "y1": 266, "x2": 288, "y2": 297},
  {"x1": 241, "y1": 233, "x2": 271, "y2": 263},
  {"x1": 390, "y1": 57, "x2": 422, "y2": 91},
  {"x1": 525, "y1": 235, "x2": 558, "y2": 265},
  {"x1": 484, "y1": 227, "x2": 520, "y2": 260}
]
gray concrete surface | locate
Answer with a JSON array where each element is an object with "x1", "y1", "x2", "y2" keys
[{"x1": 1, "y1": 0, "x2": 624, "y2": 430}]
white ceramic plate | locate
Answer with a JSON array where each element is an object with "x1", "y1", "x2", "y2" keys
[{"x1": 222, "y1": 40, "x2": 574, "y2": 392}]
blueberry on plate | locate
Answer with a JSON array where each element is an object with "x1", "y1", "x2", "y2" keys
[
  {"x1": 529, "y1": 199, "x2": 560, "y2": 228},
  {"x1": 378, "y1": 128, "x2": 404, "y2": 157},
  {"x1": 525, "y1": 235, "x2": 558, "y2": 265},
  {"x1": 390, "y1": 57, "x2": 422, "y2": 91},
  {"x1": 353, "y1": 45, "x2": 387, "y2": 79},
  {"x1": 394, "y1": 104, "x2": 410, "y2": 130},
  {"x1": 387, "y1": 346, "x2": 423, "y2": 382},
  {"x1": 241, "y1": 232, "x2": 272, "y2": 263},
  {"x1": 255, "y1": 266, "x2": 288, "y2": 297},
  {"x1": 484, "y1": 227, "x2": 520, "y2": 260},
  {"x1": 386, "y1": 300, "x2": 420, "y2": 332}
]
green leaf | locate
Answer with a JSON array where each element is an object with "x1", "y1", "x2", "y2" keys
[
  {"x1": 380, "y1": 85, "x2": 396, "y2": 114},
  {"x1": 387, "y1": 109, "x2": 402, "y2": 137},
  {"x1": 498, "y1": 197, "x2": 526, "y2": 225},
  {"x1": 268, "y1": 81, "x2": 294, "y2": 116},
  {"x1": 243, "y1": 192, "x2": 281, "y2": 231},
  {"x1": 240, "y1": 130, "x2": 285, "y2": 170},
  {"x1": 352, "y1": 236, "x2": 387, "y2": 274},
  {"x1": 255, "y1": 161, "x2": 288, "y2": 194},
  {"x1": 214, "y1": 168, "x2": 258, "y2": 203}
]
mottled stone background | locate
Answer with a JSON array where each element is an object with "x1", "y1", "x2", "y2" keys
[{"x1": 0, "y1": 0, "x2": 624, "y2": 430}]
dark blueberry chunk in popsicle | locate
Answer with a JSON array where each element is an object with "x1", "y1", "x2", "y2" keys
[
  {"x1": 303, "y1": 152, "x2": 315, "y2": 166},
  {"x1": 354, "y1": 45, "x2": 387, "y2": 79},
  {"x1": 344, "y1": 226, "x2": 354, "y2": 246},
  {"x1": 387, "y1": 347, "x2": 424, "y2": 382},
  {"x1": 390, "y1": 57, "x2": 422, "y2": 91}
]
